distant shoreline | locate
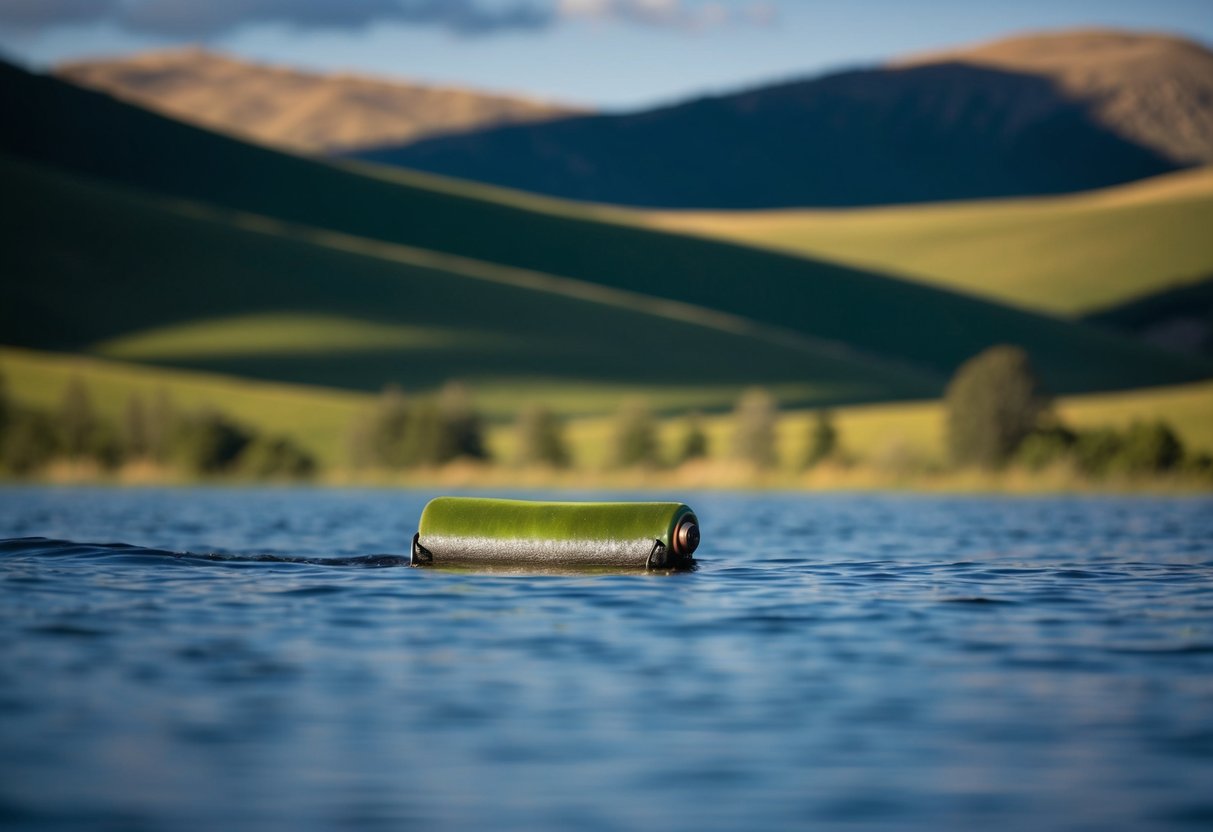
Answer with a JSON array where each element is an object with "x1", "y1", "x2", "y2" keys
[{"x1": 6, "y1": 459, "x2": 1210, "y2": 495}]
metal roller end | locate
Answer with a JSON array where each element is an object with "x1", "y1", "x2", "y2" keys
[{"x1": 673, "y1": 517, "x2": 700, "y2": 557}]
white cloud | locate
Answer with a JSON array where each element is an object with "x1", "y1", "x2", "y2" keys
[
  {"x1": 0, "y1": 0, "x2": 778, "y2": 37},
  {"x1": 557, "y1": 0, "x2": 778, "y2": 30}
]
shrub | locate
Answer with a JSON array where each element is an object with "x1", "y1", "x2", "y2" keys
[
  {"x1": 515, "y1": 404, "x2": 570, "y2": 468},
  {"x1": 1113, "y1": 421, "x2": 1183, "y2": 474},
  {"x1": 1, "y1": 407, "x2": 60, "y2": 474},
  {"x1": 239, "y1": 435, "x2": 317, "y2": 479},
  {"x1": 172, "y1": 411, "x2": 253, "y2": 475},
  {"x1": 675, "y1": 411, "x2": 709, "y2": 464},
  {"x1": 945, "y1": 345, "x2": 1050, "y2": 469},
  {"x1": 732, "y1": 387, "x2": 778, "y2": 469},
  {"x1": 803, "y1": 409, "x2": 837, "y2": 469},
  {"x1": 57, "y1": 376, "x2": 99, "y2": 460},
  {"x1": 366, "y1": 383, "x2": 413, "y2": 468},
  {"x1": 435, "y1": 381, "x2": 487, "y2": 463},
  {"x1": 1016, "y1": 425, "x2": 1077, "y2": 471},
  {"x1": 1073, "y1": 427, "x2": 1123, "y2": 477},
  {"x1": 351, "y1": 382, "x2": 488, "y2": 469},
  {"x1": 0, "y1": 365, "x2": 9, "y2": 433},
  {"x1": 613, "y1": 398, "x2": 660, "y2": 468}
]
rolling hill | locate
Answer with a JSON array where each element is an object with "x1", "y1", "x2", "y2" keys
[
  {"x1": 351, "y1": 29, "x2": 1210, "y2": 208},
  {"x1": 56, "y1": 47, "x2": 579, "y2": 154},
  {"x1": 1, "y1": 153, "x2": 928, "y2": 410},
  {"x1": 1, "y1": 58, "x2": 1209, "y2": 407},
  {"x1": 644, "y1": 165, "x2": 1213, "y2": 318}
]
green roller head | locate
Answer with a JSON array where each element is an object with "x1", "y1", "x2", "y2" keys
[{"x1": 413, "y1": 497, "x2": 699, "y2": 569}]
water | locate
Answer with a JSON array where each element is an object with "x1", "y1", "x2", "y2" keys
[{"x1": 1, "y1": 487, "x2": 1211, "y2": 831}]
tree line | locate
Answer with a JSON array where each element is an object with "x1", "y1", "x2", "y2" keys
[
  {"x1": 0, "y1": 371, "x2": 314, "y2": 478},
  {"x1": 346, "y1": 381, "x2": 838, "y2": 472},
  {"x1": 3, "y1": 349, "x2": 1207, "y2": 481},
  {"x1": 945, "y1": 345, "x2": 1211, "y2": 478}
]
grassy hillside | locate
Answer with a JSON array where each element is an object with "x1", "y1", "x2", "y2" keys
[
  {"x1": 1084, "y1": 276, "x2": 1213, "y2": 356},
  {"x1": 57, "y1": 48, "x2": 579, "y2": 155},
  {"x1": 1, "y1": 61, "x2": 1207, "y2": 400},
  {"x1": 0, "y1": 347, "x2": 368, "y2": 469},
  {"x1": 1, "y1": 155, "x2": 929, "y2": 409},
  {"x1": 898, "y1": 29, "x2": 1213, "y2": 166},
  {"x1": 646, "y1": 166, "x2": 1213, "y2": 316}
]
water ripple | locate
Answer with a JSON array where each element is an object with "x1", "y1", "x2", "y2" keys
[{"x1": 0, "y1": 488, "x2": 1210, "y2": 831}]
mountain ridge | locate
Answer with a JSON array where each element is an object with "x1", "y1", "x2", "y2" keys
[
  {"x1": 353, "y1": 28, "x2": 1209, "y2": 208},
  {"x1": 56, "y1": 47, "x2": 581, "y2": 154}
]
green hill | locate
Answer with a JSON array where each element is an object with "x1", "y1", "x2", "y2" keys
[
  {"x1": 1, "y1": 60, "x2": 1209, "y2": 403},
  {"x1": 1, "y1": 155, "x2": 924, "y2": 410},
  {"x1": 646, "y1": 166, "x2": 1213, "y2": 317}
]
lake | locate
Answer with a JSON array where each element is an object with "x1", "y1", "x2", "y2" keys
[{"x1": 1, "y1": 487, "x2": 1211, "y2": 831}]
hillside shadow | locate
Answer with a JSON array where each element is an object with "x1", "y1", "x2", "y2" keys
[
  {"x1": 355, "y1": 62, "x2": 1181, "y2": 209},
  {"x1": 1085, "y1": 276, "x2": 1213, "y2": 357}
]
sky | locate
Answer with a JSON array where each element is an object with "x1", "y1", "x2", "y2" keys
[{"x1": 1, "y1": 0, "x2": 1211, "y2": 109}]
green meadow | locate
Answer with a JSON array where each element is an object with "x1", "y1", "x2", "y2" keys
[{"x1": 645, "y1": 166, "x2": 1213, "y2": 316}]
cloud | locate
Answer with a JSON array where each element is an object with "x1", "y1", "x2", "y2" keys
[
  {"x1": 0, "y1": 0, "x2": 778, "y2": 37},
  {"x1": 0, "y1": 0, "x2": 117, "y2": 29},
  {"x1": 0, "y1": 0, "x2": 553, "y2": 37},
  {"x1": 557, "y1": 1, "x2": 778, "y2": 31}
]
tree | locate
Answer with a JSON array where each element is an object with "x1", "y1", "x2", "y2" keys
[
  {"x1": 1073, "y1": 427, "x2": 1123, "y2": 476},
  {"x1": 803, "y1": 409, "x2": 837, "y2": 469},
  {"x1": 58, "y1": 376, "x2": 98, "y2": 459},
  {"x1": 613, "y1": 398, "x2": 659, "y2": 468},
  {"x1": 401, "y1": 398, "x2": 444, "y2": 467},
  {"x1": 1113, "y1": 421, "x2": 1183, "y2": 474},
  {"x1": 146, "y1": 388, "x2": 177, "y2": 464},
  {"x1": 732, "y1": 387, "x2": 778, "y2": 469},
  {"x1": 945, "y1": 345, "x2": 1049, "y2": 468},
  {"x1": 675, "y1": 411, "x2": 709, "y2": 464},
  {"x1": 123, "y1": 393, "x2": 151, "y2": 459},
  {"x1": 360, "y1": 383, "x2": 411, "y2": 468},
  {"x1": 436, "y1": 381, "x2": 487, "y2": 463},
  {"x1": 515, "y1": 404, "x2": 570, "y2": 468},
  {"x1": 0, "y1": 364, "x2": 10, "y2": 432},
  {"x1": 1, "y1": 409, "x2": 59, "y2": 474},
  {"x1": 239, "y1": 435, "x2": 317, "y2": 479},
  {"x1": 172, "y1": 411, "x2": 253, "y2": 475},
  {"x1": 1016, "y1": 425, "x2": 1076, "y2": 471}
]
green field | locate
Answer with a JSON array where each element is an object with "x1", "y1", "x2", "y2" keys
[
  {"x1": 645, "y1": 166, "x2": 1213, "y2": 316},
  {"x1": 6, "y1": 346, "x2": 1210, "y2": 474},
  {"x1": 0, "y1": 346, "x2": 369, "y2": 469},
  {"x1": 2, "y1": 60, "x2": 1208, "y2": 403}
]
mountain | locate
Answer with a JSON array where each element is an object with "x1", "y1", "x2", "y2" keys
[
  {"x1": 55, "y1": 47, "x2": 579, "y2": 154},
  {"x1": 898, "y1": 29, "x2": 1213, "y2": 166},
  {"x1": 353, "y1": 29, "x2": 1211, "y2": 209},
  {"x1": 1, "y1": 58, "x2": 1208, "y2": 406}
]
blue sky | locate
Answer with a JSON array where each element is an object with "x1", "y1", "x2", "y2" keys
[{"x1": 1, "y1": 1, "x2": 1210, "y2": 108}]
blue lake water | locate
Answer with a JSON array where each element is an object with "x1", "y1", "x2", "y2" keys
[{"x1": 1, "y1": 487, "x2": 1211, "y2": 831}]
